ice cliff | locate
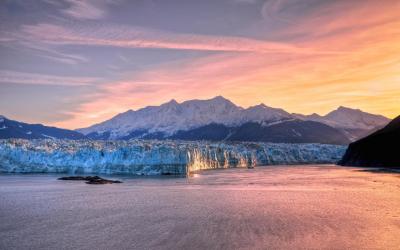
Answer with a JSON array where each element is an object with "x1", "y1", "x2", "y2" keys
[{"x1": 0, "y1": 139, "x2": 346, "y2": 175}]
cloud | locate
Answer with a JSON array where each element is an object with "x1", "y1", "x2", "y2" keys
[
  {"x1": 62, "y1": 0, "x2": 108, "y2": 20},
  {"x1": 233, "y1": 0, "x2": 259, "y2": 4},
  {"x1": 0, "y1": 70, "x2": 99, "y2": 86},
  {"x1": 261, "y1": 0, "x2": 323, "y2": 22},
  {"x1": 21, "y1": 41, "x2": 89, "y2": 64},
  {"x1": 0, "y1": 29, "x2": 88, "y2": 65},
  {"x1": 18, "y1": 22, "x2": 333, "y2": 54}
]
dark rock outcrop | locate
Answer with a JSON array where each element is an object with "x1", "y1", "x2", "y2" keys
[
  {"x1": 58, "y1": 176, "x2": 122, "y2": 184},
  {"x1": 339, "y1": 115, "x2": 400, "y2": 168}
]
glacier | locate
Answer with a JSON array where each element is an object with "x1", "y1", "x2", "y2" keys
[{"x1": 0, "y1": 139, "x2": 346, "y2": 175}]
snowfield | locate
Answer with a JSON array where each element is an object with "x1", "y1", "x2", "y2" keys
[{"x1": 0, "y1": 139, "x2": 346, "y2": 175}]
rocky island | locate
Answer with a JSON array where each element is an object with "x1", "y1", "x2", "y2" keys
[{"x1": 58, "y1": 176, "x2": 122, "y2": 184}]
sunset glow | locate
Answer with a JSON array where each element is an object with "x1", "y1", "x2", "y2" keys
[{"x1": 0, "y1": 0, "x2": 399, "y2": 129}]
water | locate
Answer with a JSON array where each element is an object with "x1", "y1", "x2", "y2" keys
[{"x1": 0, "y1": 165, "x2": 399, "y2": 249}]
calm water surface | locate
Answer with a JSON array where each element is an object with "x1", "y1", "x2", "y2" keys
[{"x1": 1, "y1": 165, "x2": 399, "y2": 250}]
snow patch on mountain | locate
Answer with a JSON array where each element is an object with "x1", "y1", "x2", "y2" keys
[{"x1": 42, "y1": 134, "x2": 56, "y2": 139}]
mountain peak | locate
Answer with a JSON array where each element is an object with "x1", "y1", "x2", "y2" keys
[
  {"x1": 209, "y1": 95, "x2": 231, "y2": 103},
  {"x1": 169, "y1": 99, "x2": 178, "y2": 104},
  {"x1": 212, "y1": 95, "x2": 226, "y2": 100},
  {"x1": 336, "y1": 106, "x2": 361, "y2": 113},
  {"x1": 323, "y1": 106, "x2": 390, "y2": 132},
  {"x1": 206, "y1": 96, "x2": 238, "y2": 108},
  {"x1": 253, "y1": 103, "x2": 268, "y2": 108},
  {"x1": 164, "y1": 99, "x2": 179, "y2": 106},
  {"x1": 330, "y1": 106, "x2": 388, "y2": 120},
  {"x1": 247, "y1": 104, "x2": 270, "y2": 110},
  {"x1": 309, "y1": 113, "x2": 321, "y2": 118}
]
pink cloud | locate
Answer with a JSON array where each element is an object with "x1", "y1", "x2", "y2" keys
[
  {"x1": 19, "y1": 22, "x2": 333, "y2": 54},
  {"x1": 0, "y1": 70, "x2": 99, "y2": 86}
]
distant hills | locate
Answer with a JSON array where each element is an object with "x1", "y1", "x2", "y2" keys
[
  {"x1": 77, "y1": 96, "x2": 389, "y2": 144},
  {"x1": 339, "y1": 115, "x2": 400, "y2": 168},
  {"x1": 1, "y1": 96, "x2": 391, "y2": 144},
  {"x1": 0, "y1": 115, "x2": 85, "y2": 140}
]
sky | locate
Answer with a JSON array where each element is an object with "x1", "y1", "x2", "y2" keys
[{"x1": 0, "y1": 0, "x2": 399, "y2": 129}]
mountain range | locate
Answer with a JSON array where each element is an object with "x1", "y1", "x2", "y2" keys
[
  {"x1": 76, "y1": 96, "x2": 390, "y2": 144},
  {"x1": 0, "y1": 115, "x2": 85, "y2": 140},
  {"x1": 0, "y1": 96, "x2": 390, "y2": 144},
  {"x1": 339, "y1": 115, "x2": 400, "y2": 168}
]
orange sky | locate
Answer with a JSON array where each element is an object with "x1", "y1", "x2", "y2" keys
[
  {"x1": 50, "y1": 0, "x2": 400, "y2": 129},
  {"x1": 1, "y1": 0, "x2": 399, "y2": 129}
]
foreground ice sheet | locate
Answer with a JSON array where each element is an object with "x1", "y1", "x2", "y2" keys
[{"x1": 0, "y1": 139, "x2": 346, "y2": 175}]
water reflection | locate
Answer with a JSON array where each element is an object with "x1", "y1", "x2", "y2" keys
[{"x1": 1, "y1": 165, "x2": 399, "y2": 249}]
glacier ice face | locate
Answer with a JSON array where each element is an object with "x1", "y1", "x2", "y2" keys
[{"x1": 0, "y1": 139, "x2": 346, "y2": 175}]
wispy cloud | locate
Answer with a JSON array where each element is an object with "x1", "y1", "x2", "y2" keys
[
  {"x1": 18, "y1": 22, "x2": 332, "y2": 54},
  {"x1": 0, "y1": 29, "x2": 88, "y2": 65},
  {"x1": 62, "y1": 0, "x2": 108, "y2": 20},
  {"x1": 0, "y1": 70, "x2": 99, "y2": 86},
  {"x1": 21, "y1": 41, "x2": 89, "y2": 65}
]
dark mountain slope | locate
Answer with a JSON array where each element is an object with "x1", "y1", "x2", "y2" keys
[
  {"x1": 0, "y1": 116, "x2": 86, "y2": 140},
  {"x1": 339, "y1": 115, "x2": 400, "y2": 168},
  {"x1": 228, "y1": 120, "x2": 350, "y2": 145},
  {"x1": 170, "y1": 123, "x2": 231, "y2": 141},
  {"x1": 170, "y1": 120, "x2": 350, "y2": 145}
]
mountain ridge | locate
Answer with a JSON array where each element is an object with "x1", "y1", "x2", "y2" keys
[
  {"x1": 0, "y1": 116, "x2": 86, "y2": 140},
  {"x1": 1, "y1": 96, "x2": 390, "y2": 144},
  {"x1": 77, "y1": 96, "x2": 390, "y2": 142}
]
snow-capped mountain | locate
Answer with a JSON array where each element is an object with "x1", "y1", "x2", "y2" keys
[
  {"x1": 0, "y1": 116, "x2": 86, "y2": 140},
  {"x1": 77, "y1": 96, "x2": 390, "y2": 143},
  {"x1": 78, "y1": 96, "x2": 293, "y2": 139},
  {"x1": 294, "y1": 106, "x2": 390, "y2": 141},
  {"x1": 0, "y1": 97, "x2": 390, "y2": 143}
]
